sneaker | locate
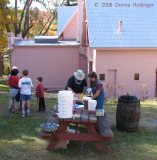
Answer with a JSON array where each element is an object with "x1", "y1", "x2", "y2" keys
[
  {"x1": 9, "y1": 108, "x2": 12, "y2": 112},
  {"x1": 27, "y1": 113, "x2": 30, "y2": 116},
  {"x1": 22, "y1": 114, "x2": 25, "y2": 118}
]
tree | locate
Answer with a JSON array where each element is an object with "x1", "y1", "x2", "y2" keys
[
  {"x1": 4, "y1": 0, "x2": 47, "y2": 38},
  {"x1": 5, "y1": 0, "x2": 77, "y2": 38},
  {"x1": 38, "y1": 0, "x2": 63, "y2": 35},
  {"x1": 38, "y1": 0, "x2": 77, "y2": 35},
  {"x1": 0, "y1": 0, "x2": 14, "y2": 76},
  {"x1": 14, "y1": 0, "x2": 47, "y2": 38}
]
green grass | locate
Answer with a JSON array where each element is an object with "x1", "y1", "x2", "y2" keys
[
  {"x1": 0, "y1": 79, "x2": 9, "y2": 93},
  {"x1": 0, "y1": 95, "x2": 157, "y2": 160},
  {"x1": 104, "y1": 99, "x2": 157, "y2": 119}
]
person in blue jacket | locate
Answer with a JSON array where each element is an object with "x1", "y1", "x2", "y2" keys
[{"x1": 88, "y1": 71, "x2": 105, "y2": 109}]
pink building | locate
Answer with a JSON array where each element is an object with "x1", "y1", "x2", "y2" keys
[{"x1": 11, "y1": 0, "x2": 157, "y2": 98}]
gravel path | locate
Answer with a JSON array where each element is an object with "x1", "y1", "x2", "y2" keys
[
  {"x1": 107, "y1": 115, "x2": 157, "y2": 130},
  {"x1": 0, "y1": 91, "x2": 57, "y2": 99}
]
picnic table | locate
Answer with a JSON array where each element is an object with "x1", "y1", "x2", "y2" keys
[{"x1": 39, "y1": 108, "x2": 113, "y2": 152}]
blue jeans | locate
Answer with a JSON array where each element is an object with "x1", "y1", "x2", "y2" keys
[{"x1": 96, "y1": 90, "x2": 105, "y2": 109}]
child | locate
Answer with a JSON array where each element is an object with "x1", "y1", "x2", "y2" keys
[
  {"x1": 19, "y1": 70, "x2": 33, "y2": 118},
  {"x1": 6, "y1": 66, "x2": 19, "y2": 112},
  {"x1": 36, "y1": 77, "x2": 46, "y2": 112},
  {"x1": 8, "y1": 68, "x2": 20, "y2": 113}
]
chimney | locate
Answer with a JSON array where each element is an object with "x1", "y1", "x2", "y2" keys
[{"x1": 119, "y1": 20, "x2": 122, "y2": 32}]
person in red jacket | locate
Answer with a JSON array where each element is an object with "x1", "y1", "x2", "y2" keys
[
  {"x1": 8, "y1": 68, "x2": 19, "y2": 113},
  {"x1": 36, "y1": 77, "x2": 46, "y2": 112}
]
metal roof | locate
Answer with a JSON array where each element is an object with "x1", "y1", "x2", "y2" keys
[
  {"x1": 57, "y1": 6, "x2": 77, "y2": 36},
  {"x1": 85, "y1": 0, "x2": 157, "y2": 48},
  {"x1": 13, "y1": 39, "x2": 80, "y2": 47}
]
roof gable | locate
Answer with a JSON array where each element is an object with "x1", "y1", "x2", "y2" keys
[
  {"x1": 57, "y1": 6, "x2": 77, "y2": 36},
  {"x1": 86, "y1": 0, "x2": 157, "y2": 48}
]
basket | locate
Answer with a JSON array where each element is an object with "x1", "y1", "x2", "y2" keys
[{"x1": 40, "y1": 123, "x2": 59, "y2": 133}]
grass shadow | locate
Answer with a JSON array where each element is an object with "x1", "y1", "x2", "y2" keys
[{"x1": 0, "y1": 95, "x2": 157, "y2": 160}]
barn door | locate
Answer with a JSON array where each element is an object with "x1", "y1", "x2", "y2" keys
[{"x1": 107, "y1": 69, "x2": 117, "y2": 98}]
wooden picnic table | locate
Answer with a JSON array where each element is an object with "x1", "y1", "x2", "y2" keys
[{"x1": 39, "y1": 108, "x2": 113, "y2": 152}]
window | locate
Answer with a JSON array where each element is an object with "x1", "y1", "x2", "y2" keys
[
  {"x1": 99, "y1": 74, "x2": 105, "y2": 81},
  {"x1": 134, "y1": 73, "x2": 140, "y2": 80}
]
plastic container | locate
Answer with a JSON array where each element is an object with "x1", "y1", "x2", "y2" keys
[
  {"x1": 75, "y1": 104, "x2": 79, "y2": 108},
  {"x1": 57, "y1": 90, "x2": 74, "y2": 118},
  {"x1": 77, "y1": 105, "x2": 84, "y2": 108},
  {"x1": 96, "y1": 109, "x2": 104, "y2": 116},
  {"x1": 88, "y1": 100, "x2": 97, "y2": 111},
  {"x1": 83, "y1": 97, "x2": 92, "y2": 101}
]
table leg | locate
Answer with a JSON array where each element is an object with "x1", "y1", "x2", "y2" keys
[
  {"x1": 75, "y1": 123, "x2": 79, "y2": 133},
  {"x1": 47, "y1": 122, "x2": 70, "y2": 151},
  {"x1": 94, "y1": 142, "x2": 106, "y2": 152},
  {"x1": 84, "y1": 123, "x2": 106, "y2": 152},
  {"x1": 47, "y1": 140, "x2": 58, "y2": 150}
]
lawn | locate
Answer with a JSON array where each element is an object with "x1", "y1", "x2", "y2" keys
[
  {"x1": 0, "y1": 80, "x2": 157, "y2": 160},
  {"x1": 0, "y1": 79, "x2": 9, "y2": 93}
]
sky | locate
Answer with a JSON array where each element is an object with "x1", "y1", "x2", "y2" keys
[{"x1": 9, "y1": 0, "x2": 49, "y2": 11}]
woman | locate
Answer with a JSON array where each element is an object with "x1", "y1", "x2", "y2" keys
[
  {"x1": 65, "y1": 69, "x2": 87, "y2": 98},
  {"x1": 88, "y1": 71, "x2": 105, "y2": 109}
]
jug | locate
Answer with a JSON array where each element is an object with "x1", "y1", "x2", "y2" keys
[{"x1": 88, "y1": 100, "x2": 97, "y2": 111}]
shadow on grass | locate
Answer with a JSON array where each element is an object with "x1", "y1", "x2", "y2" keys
[
  {"x1": 0, "y1": 117, "x2": 156, "y2": 160},
  {"x1": 0, "y1": 115, "x2": 44, "y2": 140},
  {"x1": 0, "y1": 95, "x2": 157, "y2": 160}
]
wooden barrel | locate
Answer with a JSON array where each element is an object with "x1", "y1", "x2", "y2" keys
[{"x1": 116, "y1": 96, "x2": 140, "y2": 132}]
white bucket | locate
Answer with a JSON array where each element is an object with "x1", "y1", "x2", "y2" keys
[
  {"x1": 57, "y1": 90, "x2": 74, "y2": 118},
  {"x1": 88, "y1": 100, "x2": 97, "y2": 111}
]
